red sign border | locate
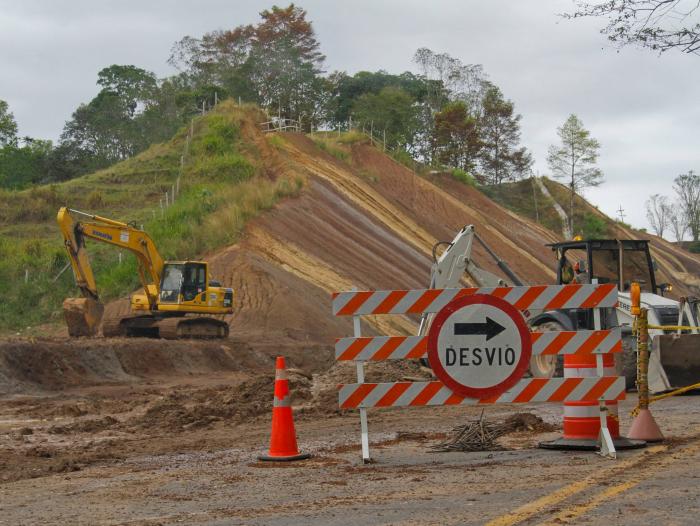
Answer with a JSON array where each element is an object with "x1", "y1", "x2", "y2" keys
[{"x1": 427, "y1": 293, "x2": 532, "y2": 399}]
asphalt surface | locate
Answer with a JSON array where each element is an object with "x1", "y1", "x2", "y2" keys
[{"x1": 1, "y1": 394, "x2": 699, "y2": 525}]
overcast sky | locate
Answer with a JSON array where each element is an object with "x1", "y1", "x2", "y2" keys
[{"x1": 1, "y1": 0, "x2": 698, "y2": 232}]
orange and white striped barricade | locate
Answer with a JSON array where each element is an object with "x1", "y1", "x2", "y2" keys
[{"x1": 332, "y1": 282, "x2": 634, "y2": 462}]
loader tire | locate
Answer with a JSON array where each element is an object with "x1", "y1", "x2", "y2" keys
[{"x1": 528, "y1": 321, "x2": 564, "y2": 378}]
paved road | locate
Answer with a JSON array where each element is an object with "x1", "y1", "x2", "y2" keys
[{"x1": 1, "y1": 396, "x2": 699, "y2": 525}]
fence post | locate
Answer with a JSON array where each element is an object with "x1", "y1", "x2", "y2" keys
[
  {"x1": 24, "y1": 269, "x2": 29, "y2": 284},
  {"x1": 383, "y1": 129, "x2": 386, "y2": 151}
]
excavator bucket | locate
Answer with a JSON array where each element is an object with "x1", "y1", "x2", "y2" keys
[
  {"x1": 62, "y1": 297, "x2": 104, "y2": 337},
  {"x1": 653, "y1": 334, "x2": 700, "y2": 391}
]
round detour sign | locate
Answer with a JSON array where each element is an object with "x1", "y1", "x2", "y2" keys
[{"x1": 427, "y1": 294, "x2": 531, "y2": 399}]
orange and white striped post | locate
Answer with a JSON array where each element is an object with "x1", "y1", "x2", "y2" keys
[
  {"x1": 540, "y1": 280, "x2": 644, "y2": 453},
  {"x1": 540, "y1": 353, "x2": 642, "y2": 451}
]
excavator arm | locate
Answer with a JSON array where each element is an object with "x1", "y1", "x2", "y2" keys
[{"x1": 57, "y1": 207, "x2": 165, "y2": 336}]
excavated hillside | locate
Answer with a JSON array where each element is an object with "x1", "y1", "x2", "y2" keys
[{"x1": 3, "y1": 105, "x2": 700, "y2": 396}]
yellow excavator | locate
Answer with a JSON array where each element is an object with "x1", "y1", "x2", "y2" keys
[{"x1": 57, "y1": 207, "x2": 233, "y2": 339}]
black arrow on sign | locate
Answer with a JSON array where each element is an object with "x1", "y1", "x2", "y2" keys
[{"x1": 454, "y1": 317, "x2": 506, "y2": 341}]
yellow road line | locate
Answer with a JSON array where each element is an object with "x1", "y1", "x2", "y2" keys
[
  {"x1": 485, "y1": 445, "x2": 667, "y2": 526},
  {"x1": 538, "y1": 440, "x2": 700, "y2": 525}
]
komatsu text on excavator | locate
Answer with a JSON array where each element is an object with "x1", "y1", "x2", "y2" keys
[{"x1": 57, "y1": 207, "x2": 233, "y2": 339}]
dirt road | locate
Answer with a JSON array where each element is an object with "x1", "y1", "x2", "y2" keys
[{"x1": 1, "y1": 375, "x2": 698, "y2": 526}]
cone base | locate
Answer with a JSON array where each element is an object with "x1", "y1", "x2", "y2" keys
[
  {"x1": 539, "y1": 436, "x2": 646, "y2": 451},
  {"x1": 627, "y1": 409, "x2": 664, "y2": 443},
  {"x1": 258, "y1": 452, "x2": 311, "y2": 462}
]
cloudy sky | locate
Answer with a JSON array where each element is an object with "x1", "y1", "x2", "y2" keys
[{"x1": 1, "y1": 0, "x2": 698, "y2": 232}]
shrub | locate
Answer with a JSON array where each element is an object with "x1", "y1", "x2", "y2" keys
[
  {"x1": 582, "y1": 213, "x2": 608, "y2": 239},
  {"x1": 688, "y1": 241, "x2": 700, "y2": 253},
  {"x1": 191, "y1": 153, "x2": 255, "y2": 183},
  {"x1": 451, "y1": 168, "x2": 477, "y2": 187},
  {"x1": 87, "y1": 189, "x2": 104, "y2": 208}
]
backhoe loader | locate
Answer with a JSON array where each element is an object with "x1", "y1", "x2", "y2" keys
[
  {"x1": 58, "y1": 207, "x2": 233, "y2": 339},
  {"x1": 423, "y1": 228, "x2": 700, "y2": 391}
]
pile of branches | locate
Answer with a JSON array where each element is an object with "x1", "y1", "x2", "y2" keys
[{"x1": 431, "y1": 411, "x2": 554, "y2": 452}]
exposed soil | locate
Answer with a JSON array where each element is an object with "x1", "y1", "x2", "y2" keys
[{"x1": 3, "y1": 125, "x2": 700, "y2": 524}]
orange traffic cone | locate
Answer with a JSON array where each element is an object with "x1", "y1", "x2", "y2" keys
[{"x1": 258, "y1": 357, "x2": 310, "y2": 461}]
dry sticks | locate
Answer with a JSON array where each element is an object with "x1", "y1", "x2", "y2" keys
[{"x1": 432, "y1": 411, "x2": 556, "y2": 452}]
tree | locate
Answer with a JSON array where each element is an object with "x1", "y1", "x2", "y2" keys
[
  {"x1": 565, "y1": 1, "x2": 700, "y2": 55},
  {"x1": 669, "y1": 203, "x2": 689, "y2": 241},
  {"x1": 0, "y1": 138, "x2": 53, "y2": 189},
  {"x1": 673, "y1": 170, "x2": 700, "y2": 240},
  {"x1": 351, "y1": 87, "x2": 420, "y2": 150},
  {"x1": 646, "y1": 194, "x2": 672, "y2": 237},
  {"x1": 430, "y1": 101, "x2": 481, "y2": 171},
  {"x1": 325, "y1": 70, "x2": 430, "y2": 127},
  {"x1": 0, "y1": 100, "x2": 18, "y2": 147},
  {"x1": 547, "y1": 114, "x2": 603, "y2": 234},
  {"x1": 96, "y1": 65, "x2": 158, "y2": 117},
  {"x1": 169, "y1": 4, "x2": 326, "y2": 127},
  {"x1": 479, "y1": 85, "x2": 532, "y2": 184}
]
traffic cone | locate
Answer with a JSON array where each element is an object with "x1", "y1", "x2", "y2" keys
[
  {"x1": 540, "y1": 354, "x2": 645, "y2": 451},
  {"x1": 627, "y1": 408, "x2": 664, "y2": 442},
  {"x1": 258, "y1": 357, "x2": 310, "y2": 462}
]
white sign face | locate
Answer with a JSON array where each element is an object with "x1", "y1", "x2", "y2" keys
[
  {"x1": 120, "y1": 230, "x2": 129, "y2": 243},
  {"x1": 427, "y1": 294, "x2": 531, "y2": 398},
  {"x1": 437, "y1": 304, "x2": 520, "y2": 387}
]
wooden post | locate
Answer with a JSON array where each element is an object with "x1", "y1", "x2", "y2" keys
[{"x1": 24, "y1": 269, "x2": 29, "y2": 284}]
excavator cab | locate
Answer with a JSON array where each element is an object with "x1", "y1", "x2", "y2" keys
[{"x1": 159, "y1": 262, "x2": 207, "y2": 303}]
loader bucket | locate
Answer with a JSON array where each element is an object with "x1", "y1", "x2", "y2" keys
[
  {"x1": 63, "y1": 297, "x2": 104, "y2": 337},
  {"x1": 655, "y1": 334, "x2": 700, "y2": 390}
]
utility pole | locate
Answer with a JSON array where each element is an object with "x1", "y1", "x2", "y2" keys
[{"x1": 617, "y1": 205, "x2": 626, "y2": 223}]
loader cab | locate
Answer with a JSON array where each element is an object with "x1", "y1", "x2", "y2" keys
[
  {"x1": 549, "y1": 239, "x2": 658, "y2": 294},
  {"x1": 159, "y1": 261, "x2": 208, "y2": 304}
]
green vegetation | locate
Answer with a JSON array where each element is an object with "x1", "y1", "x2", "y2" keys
[
  {"x1": 581, "y1": 213, "x2": 608, "y2": 239},
  {"x1": 311, "y1": 135, "x2": 349, "y2": 161},
  {"x1": 480, "y1": 178, "x2": 563, "y2": 234},
  {"x1": 0, "y1": 103, "x2": 303, "y2": 333},
  {"x1": 451, "y1": 168, "x2": 477, "y2": 187},
  {"x1": 688, "y1": 241, "x2": 700, "y2": 254}
]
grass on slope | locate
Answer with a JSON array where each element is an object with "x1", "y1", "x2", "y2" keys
[
  {"x1": 480, "y1": 178, "x2": 564, "y2": 235},
  {"x1": 0, "y1": 101, "x2": 302, "y2": 333}
]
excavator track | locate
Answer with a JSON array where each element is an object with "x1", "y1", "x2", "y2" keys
[
  {"x1": 155, "y1": 316, "x2": 229, "y2": 340},
  {"x1": 103, "y1": 314, "x2": 228, "y2": 339},
  {"x1": 101, "y1": 315, "x2": 127, "y2": 338}
]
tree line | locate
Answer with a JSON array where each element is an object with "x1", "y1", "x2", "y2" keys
[
  {"x1": 646, "y1": 171, "x2": 700, "y2": 242},
  {"x1": 0, "y1": 4, "x2": 536, "y2": 189}
]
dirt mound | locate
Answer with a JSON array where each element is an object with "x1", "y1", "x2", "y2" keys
[
  {"x1": 48, "y1": 416, "x2": 118, "y2": 435},
  {"x1": 504, "y1": 412, "x2": 557, "y2": 433},
  {"x1": 0, "y1": 337, "x2": 268, "y2": 395},
  {"x1": 132, "y1": 373, "x2": 312, "y2": 430}
]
